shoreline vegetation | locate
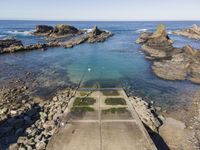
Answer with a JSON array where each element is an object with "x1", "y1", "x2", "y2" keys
[
  {"x1": 0, "y1": 24, "x2": 113, "y2": 54},
  {"x1": 0, "y1": 23, "x2": 200, "y2": 150}
]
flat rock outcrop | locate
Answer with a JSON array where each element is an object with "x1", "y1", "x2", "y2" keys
[
  {"x1": 0, "y1": 38, "x2": 23, "y2": 51},
  {"x1": 173, "y1": 24, "x2": 200, "y2": 40},
  {"x1": 0, "y1": 38, "x2": 60, "y2": 54},
  {"x1": 136, "y1": 24, "x2": 200, "y2": 84}
]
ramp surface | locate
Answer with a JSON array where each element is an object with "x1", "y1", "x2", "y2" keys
[{"x1": 47, "y1": 89, "x2": 157, "y2": 150}]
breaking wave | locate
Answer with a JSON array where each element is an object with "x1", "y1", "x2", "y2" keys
[
  {"x1": 136, "y1": 28, "x2": 148, "y2": 33},
  {"x1": 6, "y1": 30, "x2": 34, "y2": 36}
]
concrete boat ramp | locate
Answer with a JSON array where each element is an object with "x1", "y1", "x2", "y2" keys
[{"x1": 46, "y1": 88, "x2": 157, "y2": 150}]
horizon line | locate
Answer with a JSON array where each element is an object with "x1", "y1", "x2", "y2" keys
[{"x1": 0, "y1": 19, "x2": 200, "y2": 22}]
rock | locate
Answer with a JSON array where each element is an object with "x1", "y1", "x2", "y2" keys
[
  {"x1": 90, "y1": 26, "x2": 103, "y2": 36},
  {"x1": 173, "y1": 24, "x2": 200, "y2": 40},
  {"x1": 33, "y1": 25, "x2": 54, "y2": 36},
  {"x1": 129, "y1": 97, "x2": 161, "y2": 132},
  {"x1": 0, "y1": 38, "x2": 23, "y2": 49},
  {"x1": 136, "y1": 24, "x2": 200, "y2": 84},
  {"x1": 51, "y1": 24, "x2": 79, "y2": 37},
  {"x1": 17, "y1": 136, "x2": 28, "y2": 144},
  {"x1": 0, "y1": 107, "x2": 8, "y2": 114},
  {"x1": 87, "y1": 26, "x2": 113, "y2": 43},
  {"x1": 8, "y1": 143, "x2": 19, "y2": 150},
  {"x1": 10, "y1": 110, "x2": 17, "y2": 115},
  {"x1": 33, "y1": 24, "x2": 79, "y2": 39},
  {"x1": 159, "y1": 117, "x2": 198, "y2": 150},
  {"x1": 62, "y1": 26, "x2": 113, "y2": 48},
  {"x1": 35, "y1": 141, "x2": 46, "y2": 150}
]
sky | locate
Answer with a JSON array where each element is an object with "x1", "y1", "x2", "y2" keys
[{"x1": 0, "y1": 0, "x2": 199, "y2": 21}]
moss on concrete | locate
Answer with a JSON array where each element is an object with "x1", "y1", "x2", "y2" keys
[
  {"x1": 101, "y1": 90, "x2": 120, "y2": 96},
  {"x1": 102, "y1": 107, "x2": 127, "y2": 114},
  {"x1": 73, "y1": 97, "x2": 96, "y2": 106},
  {"x1": 105, "y1": 98, "x2": 126, "y2": 105}
]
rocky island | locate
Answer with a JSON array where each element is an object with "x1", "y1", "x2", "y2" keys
[
  {"x1": 0, "y1": 25, "x2": 113, "y2": 54},
  {"x1": 136, "y1": 24, "x2": 200, "y2": 84},
  {"x1": 173, "y1": 24, "x2": 200, "y2": 40}
]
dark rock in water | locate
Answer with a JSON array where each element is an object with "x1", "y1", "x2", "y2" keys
[
  {"x1": 0, "y1": 25, "x2": 112, "y2": 54},
  {"x1": 33, "y1": 24, "x2": 80, "y2": 38},
  {"x1": 62, "y1": 26, "x2": 113, "y2": 48},
  {"x1": 87, "y1": 26, "x2": 113, "y2": 43},
  {"x1": 173, "y1": 24, "x2": 200, "y2": 40},
  {"x1": 0, "y1": 38, "x2": 23, "y2": 49},
  {"x1": 90, "y1": 26, "x2": 103, "y2": 36},
  {"x1": 33, "y1": 25, "x2": 54, "y2": 36},
  {"x1": 136, "y1": 24, "x2": 200, "y2": 84},
  {"x1": 53, "y1": 24, "x2": 79, "y2": 35}
]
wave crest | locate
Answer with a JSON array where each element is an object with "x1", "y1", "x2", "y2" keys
[
  {"x1": 6, "y1": 30, "x2": 34, "y2": 36},
  {"x1": 136, "y1": 29, "x2": 148, "y2": 33}
]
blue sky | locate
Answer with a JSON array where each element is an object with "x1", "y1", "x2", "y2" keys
[{"x1": 0, "y1": 0, "x2": 199, "y2": 21}]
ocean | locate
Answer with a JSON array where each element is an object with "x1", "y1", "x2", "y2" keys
[{"x1": 0, "y1": 20, "x2": 200, "y2": 109}]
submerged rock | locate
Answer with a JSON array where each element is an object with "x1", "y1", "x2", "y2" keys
[
  {"x1": 173, "y1": 24, "x2": 200, "y2": 40},
  {"x1": 136, "y1": 24, "x2": 200, "y2": 84}
]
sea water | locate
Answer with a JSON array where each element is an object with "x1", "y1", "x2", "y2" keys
[{"x1": 0, "y1": 20, "x2": 200, "y2": 109}]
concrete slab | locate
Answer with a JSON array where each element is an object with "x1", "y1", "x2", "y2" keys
[
  {"x1": 47, "y1": 122, "x2": 100, "y2": 150},
  {"x1": 102, "y1": 122, "x2": 152, "y2": 150},
  {"x1": 101, "y1": 107, "x2": 133, "y2": 120},
  {"x1": 47, "y1": 89, "x2": 157, "y2": 150}
]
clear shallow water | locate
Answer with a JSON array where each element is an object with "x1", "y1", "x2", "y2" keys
[{"x1": 0, "y1": 20, "x2": 200, "y2": 108}]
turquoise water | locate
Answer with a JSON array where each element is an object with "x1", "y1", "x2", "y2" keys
[{"x1": 0, "y1": 21, "x2": 200, "y2": 108}]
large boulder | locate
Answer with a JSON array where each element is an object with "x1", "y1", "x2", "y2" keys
[
  {"x1": 53, "y1": 24, "x2": 78, "y2": 35},
  {"x1": 0, "y1": 38, "x2": 23, "y2": 49},
  {"x1": 33, "y1": 25, "x2": 54, "y2": 35}
]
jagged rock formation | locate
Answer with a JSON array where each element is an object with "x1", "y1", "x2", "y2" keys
[
  {"x1": 62, "y1": 26, "x2": 113, "y2": 48},
  {"x1": 33, "y1": 25, "x2": 54, "y2": 36},
  {"x1": 136, "y1": 24, "x2": 200, "y2": 84},
  {"x1": 173, "y1": 24, "x2": 200, "y2": 40},
  {"x1": 0, "y1": 26, "x2": 113, "y2": 54}
]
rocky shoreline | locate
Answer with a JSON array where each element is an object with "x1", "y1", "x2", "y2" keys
[
  {"x1": 173, "y1": 24, "x2": 200, "y2": 40},
  {"x1": 0, "y1": 88, "x2": 74, "y2": 150},
  {"x1": 136, "y1": 24, "x2": 200, "y2": 84},
  {"x1": 0, "y1": 25, "x2": 113, "y2": 54}
]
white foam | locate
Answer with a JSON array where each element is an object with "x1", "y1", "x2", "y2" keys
[
  {"x1": 83, "y1": 28, "x2": 110, "y2": 33},
  {"x1": 6, "y1": 30, "x2": 35, "y2": 36},
  {"x1": 167, "y1": 30, "x2": 172, "y2": 34},
  {"x1": 0, "y1": 35, "x2": 6, "y2": 38},
  {"x1": 82, "y1": 28, "x2": 93, "y2": 33},
  {"x1": 136, "y1": 29, "x2": 148, "y2": 33}
]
